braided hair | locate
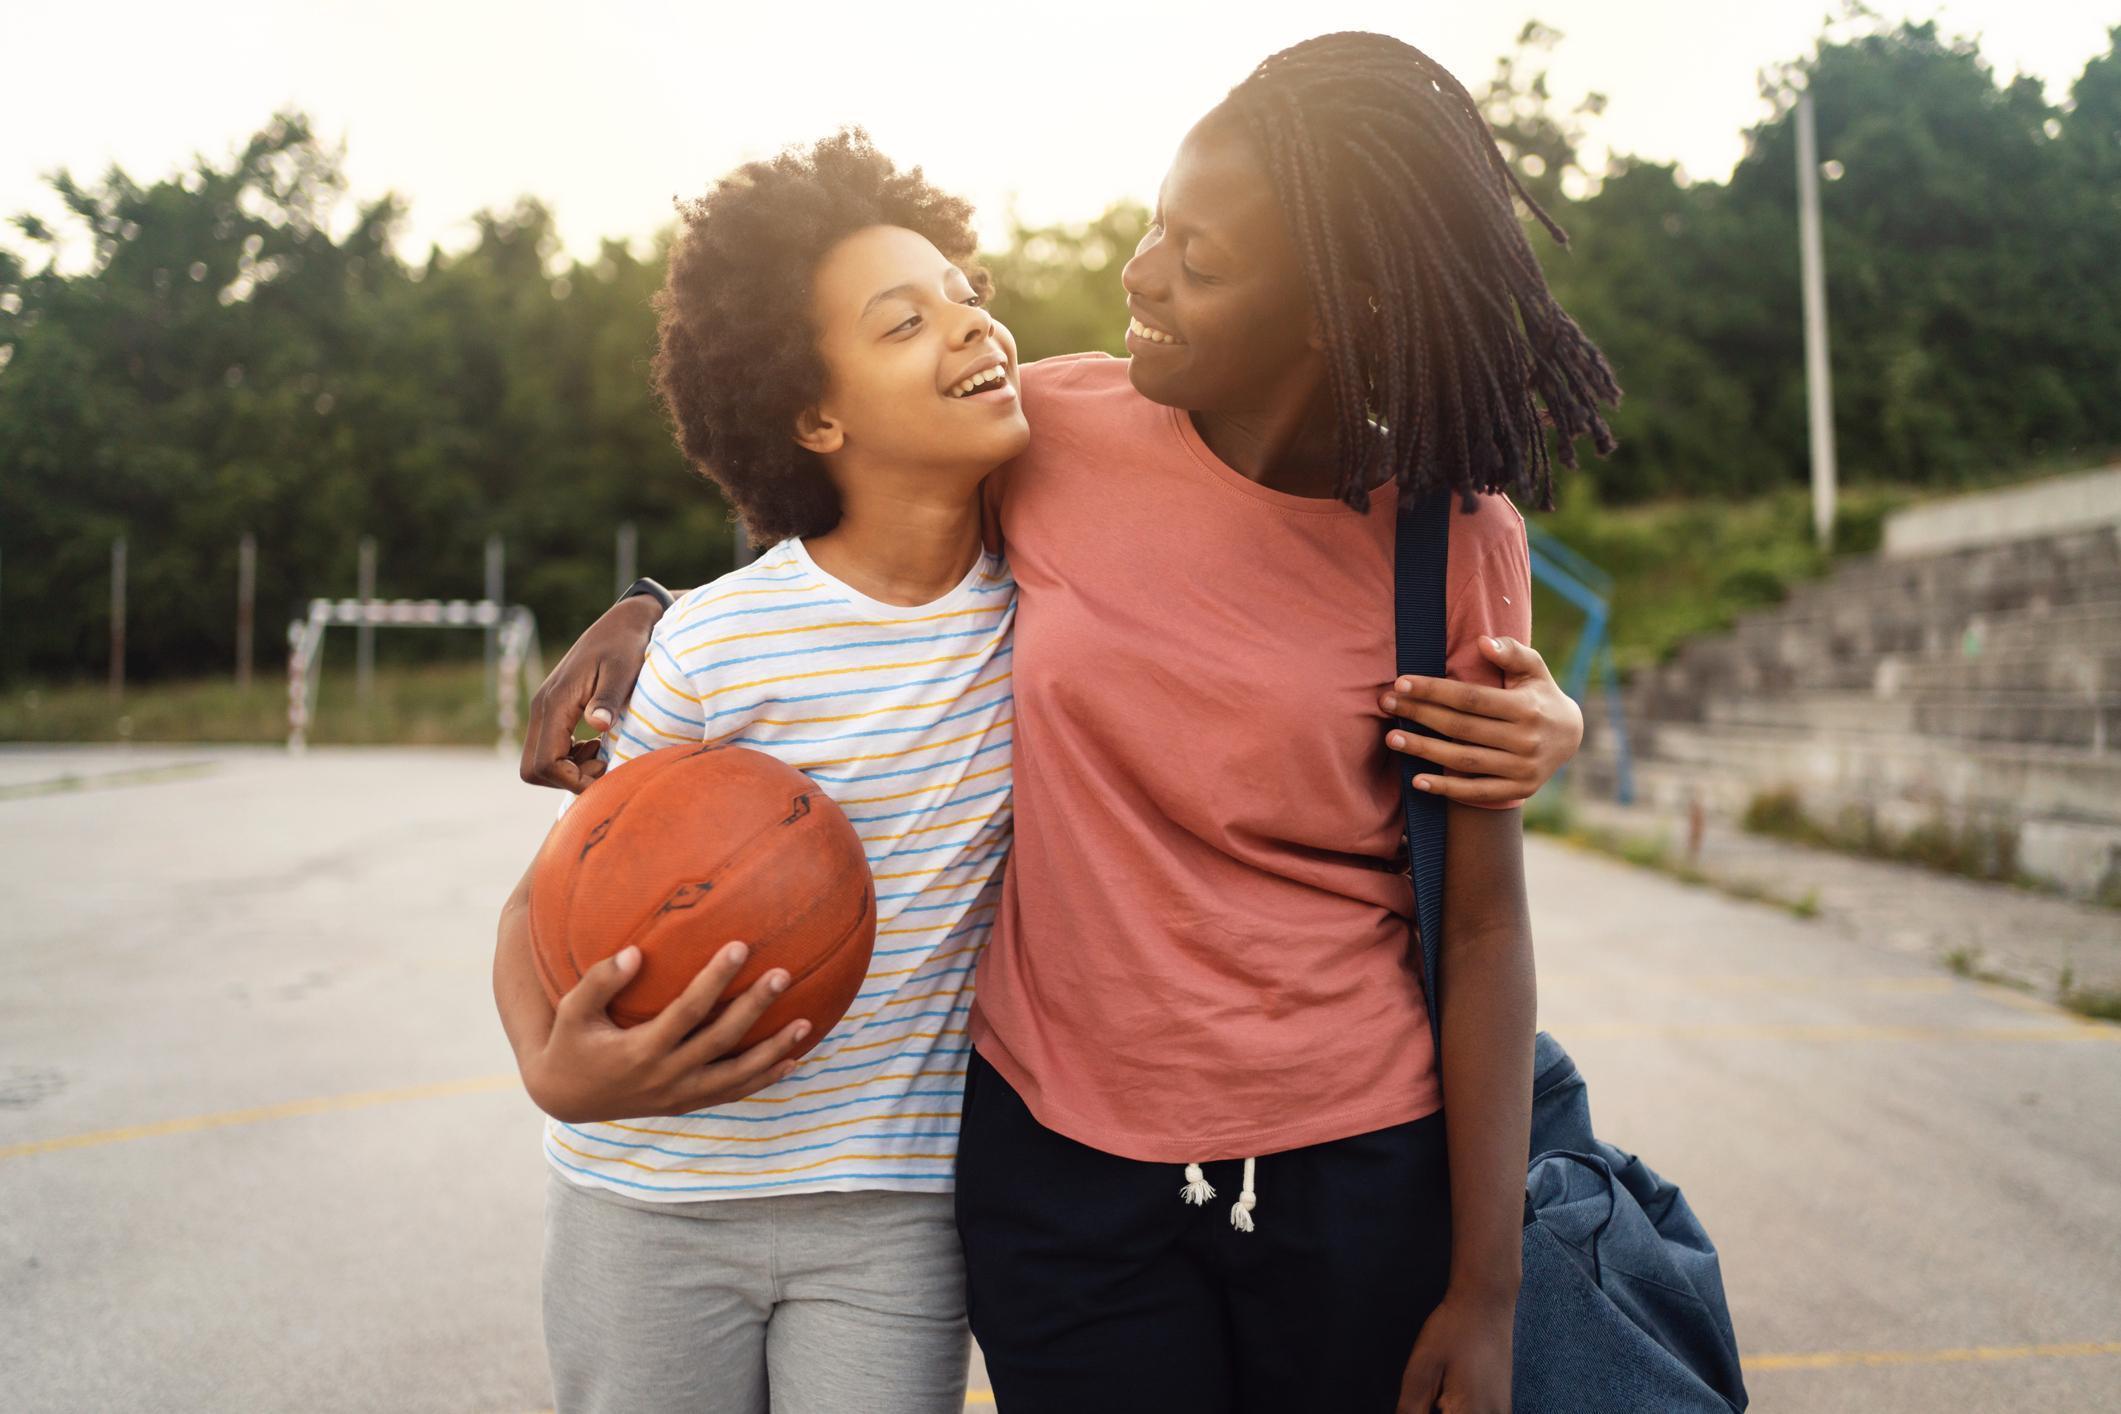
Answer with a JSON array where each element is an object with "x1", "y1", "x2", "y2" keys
[{"x1": 1219, "y1": 32, "x2": 1621, "y2": 512}]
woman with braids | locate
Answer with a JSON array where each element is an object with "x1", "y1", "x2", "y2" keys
[{"x1": 520, "y1": 31, "x2": 1616, "y2": 1413}]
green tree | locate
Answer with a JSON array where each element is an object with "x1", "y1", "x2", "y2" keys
[{"x1": 983, "y1": 202, "x2": 1147, "y2": 362}]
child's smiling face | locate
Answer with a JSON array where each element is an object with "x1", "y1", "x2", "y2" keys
[{"x1": 797, "y1": 224, "x2": 1029, "y2": 482}]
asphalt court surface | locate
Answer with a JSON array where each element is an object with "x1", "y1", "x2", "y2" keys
[{"x1": 3, "y1": 745, "x2": 2116, "y2": 1411}]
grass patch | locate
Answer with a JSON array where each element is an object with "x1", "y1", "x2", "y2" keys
[
  {"x1": 1525, "y1": 790, "x2": 1818, "y2": 921},
  {"x1": 0, "y1": 661, "x2": 513, "y2": 747},
  {"x1": 1529, "y1": 480, "x2": 1918, "y2": 680},
  {"x1": 2060, "y1": 987, "x2": 2121, "y2": 1023},
  {"x1": 1740, "y1": 786, "x2": 2070, "y2": 897}
]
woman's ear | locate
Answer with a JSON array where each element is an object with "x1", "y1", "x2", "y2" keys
[
  {"x1": 1311, "y1": 280, "x2": 1383, "y2": 353},
  {"x1": 793, "y1": 406, "x2": 843, "y2": 456}
]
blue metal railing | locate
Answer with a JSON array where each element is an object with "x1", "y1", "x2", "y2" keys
[{"x1": 1526, "y1": 524, "x2": 1634, "y2": 805}]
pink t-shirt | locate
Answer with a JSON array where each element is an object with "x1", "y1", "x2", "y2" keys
[{"x1": 969, "y1": 353, "x2": 1533, "y2": 1163}]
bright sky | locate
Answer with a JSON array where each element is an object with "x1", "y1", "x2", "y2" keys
[{"x1": 3, "y1": 0, "x2": 2112, "y2": 268}]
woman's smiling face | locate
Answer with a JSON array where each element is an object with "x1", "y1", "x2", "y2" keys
[
  {"x1": 800, "y1": 224, "x2": 1028, "y2": 476},
  {"x1": 1119, "y1": 115, "x2": 1320, "y2": 417}
]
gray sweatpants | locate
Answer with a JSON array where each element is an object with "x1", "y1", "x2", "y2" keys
[{"x1": 542, "y1": 1172, "x2": 970, "y2": 1414}]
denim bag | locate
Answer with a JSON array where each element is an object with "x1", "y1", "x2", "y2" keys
[{"x1": 1393, "y1": 488, "x2": 1748, "y2": 1413}]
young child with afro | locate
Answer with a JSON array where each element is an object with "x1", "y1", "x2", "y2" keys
[{"x1": 492, "y1": 128, "x2": 1025, "y2": 1414}]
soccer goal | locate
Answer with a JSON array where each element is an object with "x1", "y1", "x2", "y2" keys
[{"x1": 284, "y1": 598, "x2": 542, "y2": 751}]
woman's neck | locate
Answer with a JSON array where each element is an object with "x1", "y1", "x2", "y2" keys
[
  {"x1": 1192, "y1": 381, "x2": 1344, "y2": 500},
  {"x1": 802, "y1": 487, "x2": 984, "y2": 607}
]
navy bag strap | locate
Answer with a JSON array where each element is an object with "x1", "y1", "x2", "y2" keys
[
  {"x1": 1396, "y1": 492, "x2": 1751, "y2": 1411},
  {"x1": 1393, "y1": 487, "x2": 1455, "y2": 1061}
]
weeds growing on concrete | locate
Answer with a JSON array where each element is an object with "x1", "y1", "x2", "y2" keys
[
  {"x1": 2060, "y1": 987, "x2": 2121, "y2": 1022},
  {"x1": 1525, "y1": 790, "x2": 1821, "y2": 922},
  {"x1": 1741, "y1": 787, "x2": 2069, "y2": 898}
]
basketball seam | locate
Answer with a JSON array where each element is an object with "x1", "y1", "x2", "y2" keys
[
  {"x1": 615, "y1": 852, "x2": 878, "y2": 1030},
  {"x1": 549, "y1": 746, "x2": 877, "y2": 1032},
  {"x1": 562, "y1": 748, "x2": 765, "y2": 986}
]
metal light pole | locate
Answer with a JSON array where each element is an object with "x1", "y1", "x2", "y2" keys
[{"x1": 1796, "y1": 88, "x2": 1838, "y2": 551}]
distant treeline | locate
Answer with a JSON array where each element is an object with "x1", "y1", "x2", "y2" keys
[{"x1": 3, "y1": 19, "x2": 2116, "y2": 681}]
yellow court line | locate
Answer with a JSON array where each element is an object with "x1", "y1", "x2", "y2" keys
[
  {"x1": 1556, "y1": 1020, "x2": 2120, "y2": 1044},
  {"x1": 1752, "y1": 1340, "x2": 2121, "y2": 1371},
  {"x1": 1982, "y1": 986, "x2": 2085, "y2": 1019},
  {"x1": 0, "y1": 1074, "x2": 519, "y2": 1161},
  {"x1": 491, "y1": 1338, "x2": 2121, "y2": 1411},
  {"x1": 1540, "y1": 973, "x2": 1961, "y2": 995}
]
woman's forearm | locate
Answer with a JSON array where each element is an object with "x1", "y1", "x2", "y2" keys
[{"x1": 1436, "y1": 805, "x2": 1538, "y2": 1304}]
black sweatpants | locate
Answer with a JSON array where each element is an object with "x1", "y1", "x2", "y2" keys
[{"x1": 954, "y1": 1050, "x2": 1454, "y2": 1414}]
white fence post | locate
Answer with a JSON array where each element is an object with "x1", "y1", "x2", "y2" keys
[
  {"x1": 356, "y1": 536, "x2": 377, "y2": 706},
  {"x1": 236, "y1": 533, "x2": 256, "y2": 691}
]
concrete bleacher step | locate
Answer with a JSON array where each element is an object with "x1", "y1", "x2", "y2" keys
[
  {"x1": 1712, "y1": 585, "x2": 2121, "y2": 664},
  {"x1": 1642, "y1": 604, "x2": 2121, "y2": 701},
  {"x1": 1887, "y1": 646, "x2": 2121, "y2": 696},
  {"x1": 1700, "y1": 691, "x2": 1918, "y2": 735},
  {"x1": 1908, "y1": 693, "x2": 2120, "y2": 750},
  {"x1": 1634, "y1": 719, "x2": 2121, "y2": 823},
  {"x1": 1587, "y1": 475, "x2": 2121, "y2": 897}
]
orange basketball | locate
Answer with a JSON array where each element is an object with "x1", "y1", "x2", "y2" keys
[{"x1": 527, "y1": 742, "x2": 877, "y2": 1057}]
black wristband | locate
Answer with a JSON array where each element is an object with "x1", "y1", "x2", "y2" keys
[{"x1": 616, "y1": 577, "x2": 675, "y2": 613}]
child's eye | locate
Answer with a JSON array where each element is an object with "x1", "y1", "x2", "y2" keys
[
  {"x1": 891, "y1": 314, "x2": 921, "y2": 335},
  {"x1": 964, "y1": 292, "x2": 986, "y2": 308}
]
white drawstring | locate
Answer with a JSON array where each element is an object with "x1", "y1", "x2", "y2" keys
[
  {"x1": 1230, "y1": 1158, "x2": 1258, "y2": 1233},
  {"x1": 1178, "y1": 1159, "x2": 1260, "y2": 1232}
]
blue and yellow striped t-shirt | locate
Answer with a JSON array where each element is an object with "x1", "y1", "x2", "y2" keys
[{"x1": 543, "y1": 536, "x2": 1014, "y2": 1200}]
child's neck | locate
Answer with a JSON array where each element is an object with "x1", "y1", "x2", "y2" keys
[{"x1": 802, "y1": 492, "x2": 984, "y2": 608}]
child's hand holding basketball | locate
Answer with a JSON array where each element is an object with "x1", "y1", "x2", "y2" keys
[{"x1": 521, "y1": 940, "x2": 811, "y2": 1124}]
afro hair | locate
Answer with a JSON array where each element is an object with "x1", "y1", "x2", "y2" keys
[{"x1": 651, "y1": 128, "x2": 990, "y2": 546}]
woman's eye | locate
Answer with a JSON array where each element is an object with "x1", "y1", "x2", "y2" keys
[
  {"x1": 891, "y1": 315, "x2": 921, "y2": 335},
  {"x1": 964, "y1": 292, "x2": 985, "y2": 308},
  {"x1": 1182, "y1": 265, "x2": 1217, "y2": 284}
]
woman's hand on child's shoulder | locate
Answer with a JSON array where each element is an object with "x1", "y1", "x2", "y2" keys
[
  {"x1": 523, "y1": 941, "x2": 809, "y2": 1123},
  {"x1": 1379, "y1": 636, "x2": 1582, "y2": 805}
]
